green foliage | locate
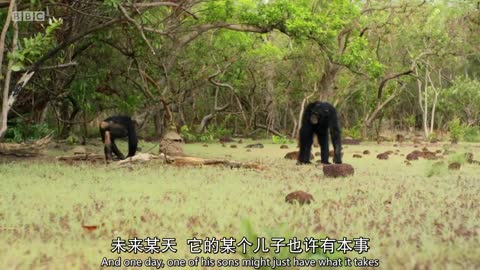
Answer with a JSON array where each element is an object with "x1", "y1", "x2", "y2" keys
[
  {"x1": 447, "y1": 118, "x2": 466, "y2": 143},
  {"x1": 426, "y1": 161, "x2": 447, "y2": 178},
  {"x1": 271, "y1": 135, "x2": 293, "y2": 144},
  {"x1": 4, "y1": 120, "x2": 53, "y2": 143},
  {"x1": 464, "y1": 126, "x2": 480, "y2": 142},
  {"x1": 440, "y1": 77, "x2": 480, "y2": 124},
  {"x1": 8, "y1": 18, "x2": 62, "y2": 71},
  {"x1": 342, "y1": 124, "x2": 362, "y2": 140},
  {"x1": 180, "y1": 125, "x2": 232, "y2": 143}
]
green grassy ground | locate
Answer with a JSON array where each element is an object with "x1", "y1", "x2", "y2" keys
[{"x1": 0, "y1": 140, "x2": 479, "y2": 270}]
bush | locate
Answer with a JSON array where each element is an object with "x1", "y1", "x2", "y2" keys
[
  {"x1": 4, "y1": 120, "x2": 53, "y2": 143},
  {"x1": 464, "y1": 126, "x2": 480, "y2": 142},
  {"x1": 343, "y1": 124, "x2": 362, "y2": 140},
  {"x1": 271, "y1": 135, "x2": 293, "y2": 144},
  {"x1": 180, "y1": 125, "x2": 233, "y2": 143},
  {"x1": 447, "y1": 118, "x2": 466, "y2": 143}
]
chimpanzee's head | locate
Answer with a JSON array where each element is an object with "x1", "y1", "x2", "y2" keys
[{"x1": 310, "y1": 103, "x2": 330, "y2": 125}]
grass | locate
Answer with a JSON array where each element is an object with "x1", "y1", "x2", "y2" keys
[{"x1": 0, "y1": 140, "x2": 479, "y2": 269}]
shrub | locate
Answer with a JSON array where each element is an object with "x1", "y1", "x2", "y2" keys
[
  {"x1": 4, "y1": 120, "x2": 53, "y2": 143},
  {"x1": 271, "y1": 135, "x2": 293, "y2": 144},
  {"x1": 447, "y1": 118, "x2": 466, "y2": 143}
]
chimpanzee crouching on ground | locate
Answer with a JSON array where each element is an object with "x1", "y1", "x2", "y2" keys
[
  {"x1": 99, "y1": 116, "x2": 138, "y2": 162},
  {"x1": 297, "y1": 101, "x2": 342, "y2": 165}
]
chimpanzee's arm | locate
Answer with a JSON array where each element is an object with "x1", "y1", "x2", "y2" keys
[{"x1": 328, "y1": 106, "x2": 342, "y2": 164}]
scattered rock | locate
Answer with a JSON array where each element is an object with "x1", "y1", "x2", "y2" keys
[
  {"x1": 323, "y1": 164, "x2": 355, "y2": 178},
  {"x1": 219, "y1": 136, "x2": 234, "y2": 143},
  {"x1": 285, "y1": 191, "x2": 314, "y2": 205},
  {"x1": 280, "y1": 145, "x2": 289, "y2": 149},
  {"x1": 363, "y1": 150, "x2": 370, "y2": 155},
  {"x1": 245, "y1": 143, "x2": 264, "y2": 148},
  {"x1": 377, "y1": 153, "x2": 389, "y2": 160},
  {"x1": 284, "y1": 151, "x2": 313, "y2": 160},
  {"x1": 448, "y1": 162, "x2": 461, "y2": 170},
  {"x1": 406, "y1": 151, "x2": 420, "y2": 160},
  {"x1": 353, "y1": 154, "x2": 362, "y2": 158}
]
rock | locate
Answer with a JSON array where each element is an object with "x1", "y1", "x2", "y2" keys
[
  {"x1": 323, "y1": 164, "x2": 354, "y2": 178},
  {"x1": 435, "y1": 150, "x2": 442, "y2": 154},
  {"x1": 219, "y1": 136, "x2": 234, "y2": 143},
  {"x1": 376, "y1": 152, "x2": 390, "y2": 160},
  {"x1": 363, "y1": 150, "x2": 370, "y2": 155},
  {"x1": 448, "y1": 162, "x2": 461, "y2": 170},
  {"x1": 163, "y1": 131, "x2": 183, "y2": 142},
  {"x1": 404, "y1": 160, "x2": 411, "y2": 166},
  {"x1": 285, "y1": 191, "x2": 314, "y2": 205},
  {"x1": 245, "y1": 143, "x2": 264, "y2": 148},
  {"x1": 315, "y1": 152, "x2": 321, "y2": 156},
  {"x1": 353, "y1": 154, "x2": 362, "y2": 158},
  {"x1": 72, "y1": 146, "x2": 87, "y2": 155},
  {"x1": 422, "y1": 147, "x2": 429, "y2": 152},
  {"x1": 159, "y1": 131, "x2": 185, "y2": 157},
  {"x1": 230, "y1": 144, "x2": 237, "y2": 148},
  {"x1": 284, "y1": 151, "x2": 314, "y2": 160},
  {"x1": 280, "y1": 145, "x2": 289, "y2": 149},
  {"x1": 406, "y1": 151, "x2": 420, "y2": 160},
  {"x1": 202, "y1": 144, "x2": 208, "y2": 147},
  {"x1": 396, "y1": 134, "x2": 405, "y2": 142},
  {"x1": 343, "y1": 138, "x2": 360, "y2": 145},
  {"x1": 393, "y1": 144, "x2": 398, "y2": 147}
]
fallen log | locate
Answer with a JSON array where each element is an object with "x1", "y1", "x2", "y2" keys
[
  {"x1": 169, "y1": 156, "x2": 267, "y2": 170},
  {"x1": 0, "y1": 135, "x2": 53, "y2": 157},
  {"x1": 56, "y1": 153, "x2": 104, "y2": 161}
]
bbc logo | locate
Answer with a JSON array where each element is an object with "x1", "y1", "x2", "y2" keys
[{"x1": 12, "y1": 11, "x2": 46, "y2": 22}]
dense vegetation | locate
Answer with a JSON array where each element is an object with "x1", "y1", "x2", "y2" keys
[{"x1": 0, "y1": 0, "x2": 479, "y2": 143}]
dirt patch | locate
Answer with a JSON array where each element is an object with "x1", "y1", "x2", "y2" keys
[
  {"x1": 285, "y1": 191, "x2": 314, "y2": 205},
  {"x1": 323, "y1": 164, "x2": 354, "y2": 178}
]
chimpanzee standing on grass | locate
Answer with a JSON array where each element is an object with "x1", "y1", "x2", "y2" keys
[
  {"x1": 99, "y1": 116, "x2": 138, "y2": 161},
  {"x1": 297, "y1": 101, "x2": 342, "y2": 165}
]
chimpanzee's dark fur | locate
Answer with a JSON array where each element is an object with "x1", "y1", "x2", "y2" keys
[
  {"x1": 99, "y1": 116, "x2": 138, "y2": 161},
  {"x1": 297, "y1": 102, "x2": 342, "y2": 165}
]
